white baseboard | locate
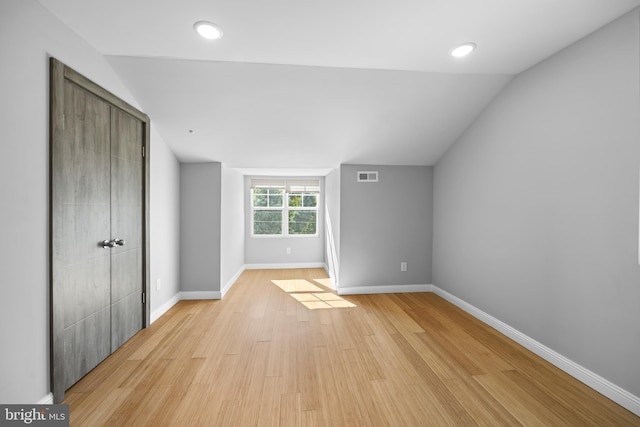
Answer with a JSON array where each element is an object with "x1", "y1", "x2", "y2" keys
[
  {"x1": 37, "y1": 393, "x2": 53, "y2": 404},
  {"x1": 221, "y1": 265, "x2": 246, "y2": 298},
  {"x1": 432, "y1": 285, "x2": 640, "y2": 417},
  {"x1": 245, "y1": 262, "x2": 326, "y2": 270},
  {"x1": 338, "y1": 284, "x2": 433, "y2": 295},
  {"x1": 180, "y1": 291, "x2": 221, "y2": 300},
  {"x1": 150, "y1": 267, "x2": 246, "y2": 323},
  {"x1": 322, "y1": 263, "x2": 330, "y2": 277},
  {"x1": 322, "y1": 264, "x2": 339, "y2": 290},
  {"x1": 150, "y1": 293, "x2": 181, "y2": 324}
]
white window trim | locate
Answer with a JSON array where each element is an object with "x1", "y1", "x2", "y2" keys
[
  {"x1": 284, "y1": 191, "x2": 319, "y2": 237},
  {"x1": 250, "y1": 180, "x2": 320, "y2": 238}
]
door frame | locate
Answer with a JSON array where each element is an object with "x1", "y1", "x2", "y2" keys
[{"x1": 49, "y1": 58, "x2": 151, "y2": 403}]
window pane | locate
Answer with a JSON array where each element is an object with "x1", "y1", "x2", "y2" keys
[
  {"x1": 289, "y1": 210, "x2": 317, "y2": 235},
  {"x1": 288, "y1": 194, "x2": 302, "y2": 207},
  {"x1": 254, "y1": 189, "x2": 284, "y2": 208},
  {"x1": 253, "y1": 194, "x2": 268, "y2": 207},
  {"x1": 270, "y1": 194, "x2": 283, "y2": 207},
  {"x1": 254, "y1": 210, "x2": 282, "y2": 235},
  {"x1": 303, "y1": 194, "x2": 317, "y2": 207}
]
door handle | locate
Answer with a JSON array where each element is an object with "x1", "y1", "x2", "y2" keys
[
  {"x1": 100, "y1": 239, "x2": 116, "y2": 248},
  {"x1": 99, "y1": 239, "x2": 125, "y2": 248}
]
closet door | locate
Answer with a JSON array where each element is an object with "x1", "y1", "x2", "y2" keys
[
  {"x1": 51, "y1": 58, "x2": 150, "y2": 403},
  {"x1": 110, "y1": 107, "x2": 143, "y2": 349},
  {"x1": 55, "y1": 81, "x2": 112, "y2": 390}
]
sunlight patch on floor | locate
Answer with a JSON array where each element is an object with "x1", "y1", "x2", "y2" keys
[
  {"x1": 272, "y1": 279, "x2": 324, "y2": 293},
  {"x1": 312, "y1": 277, "x2": 335, "y2": 290},
  {"x1": 271, "y1": 279, "x2": 356, "y2": 309}
]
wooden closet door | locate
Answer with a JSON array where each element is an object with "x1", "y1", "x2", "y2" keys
[
  {"x1": 51, "y1": 58, "x2": 150, "y2": 403},
  {"x1": 55, "y1": 81, "x2": 112, "y2": 390},
  {"x1": 110, "y1": 107, "x2": 143, "y2": 350}
]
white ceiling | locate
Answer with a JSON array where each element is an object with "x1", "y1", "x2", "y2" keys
[{"x1": 38, "y1": 0, "x2": 640, "y2": 171}]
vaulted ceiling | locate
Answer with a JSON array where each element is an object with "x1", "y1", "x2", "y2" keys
[{"x1": 38, "y1": 0, "x2": 640, "y2": 172}]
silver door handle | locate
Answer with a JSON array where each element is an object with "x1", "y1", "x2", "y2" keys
[
  {"x1": 100, "y1": 239, "x2": 115, "y2": 248},
  {"x1": 99, "y1": 239, "x2": 125, "y2": 248}
]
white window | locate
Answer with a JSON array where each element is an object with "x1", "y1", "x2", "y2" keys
[{"x1": 251, "y1": 179, "x2": 320, "y2": 237}]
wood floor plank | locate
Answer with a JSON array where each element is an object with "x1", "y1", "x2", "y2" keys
[
  {"x1": 473, "y1": 372, "x2": 553, "y2": 426},
  {"x1": 402, "y1": 296, "x2": 514, "y2": 374},
  {"x1": 501, "y1": 369, "x2": 598, "y2": 426},
  {"x1": 280, "y1": 393, "x2": 301, "y2": 427},
  {"x1": 215, "y1": 399, "x2": 244, "y2": 427},
  {"x1": 442, "y1": 376, "x2": 523, "y2": 426},
  {"x1": 66, "y1": 359, "x2": 141, "y2": 395},
  {"x1": 70, "y1": 387, "x2": 134, "y2": 427},
  {"x1": 133, "y1": 384, "x2": 192, "y2": 427},
  {"x1": 63, "y1": 268, "x2": 640, "y2": 426},
  {"x1": 120, "y1": 385, "x2": 174, "y2": 427},
  {"x1": 390, "y1": 332, "x2": 479, "y2": 425},
  {"x1": 257, "y1": 376, "x2": 285, "y2": 427}
]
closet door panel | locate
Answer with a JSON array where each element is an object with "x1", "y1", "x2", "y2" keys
[
  {"x1": 62, "y1": 249, "x2": 110, "y2": 327},
  {"x1": 110, "y1": 107, "x2": 144, "y2": 350},
  {"x1": 55, "y1": 81, "x2": 112, "y2": 388},
  {"x1": 63, "y1": 307, "x2": 110, "y2": 389},
  {"x1": 111, "y1": 291, "x2": 142, "y2": 350},
  {"x1": 110, "y1": 250, "x2": 142, "y2": 303}
]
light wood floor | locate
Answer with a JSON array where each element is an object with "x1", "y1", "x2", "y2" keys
[{"x1": 64, "y1": 268, "x2": 640, "y2": 426}]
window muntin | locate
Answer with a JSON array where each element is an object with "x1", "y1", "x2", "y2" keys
[
  {"x1": 253, "y1": 188, "x2": 283, "y2": 208},
  {"x1": 288, "y1": 192, "x2": 318, "y2": 208}
]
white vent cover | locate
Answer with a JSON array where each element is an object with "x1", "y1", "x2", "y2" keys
[{"x1": 357, "y1": 171, "x2": 378, "y2": 182}]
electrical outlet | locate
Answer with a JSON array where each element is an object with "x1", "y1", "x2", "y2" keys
[
  {"x1": 156, "y1": 278, "x2": 161, "y2": 291},
  {"x1": 400, "y1": 262, "x2": 407, "y2": 272},
  {"x1": 286, "y1": 247, "x2": 291, "y2": 255}
]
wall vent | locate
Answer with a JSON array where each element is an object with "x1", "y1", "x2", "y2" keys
[{"x1": 357, "y1": 171, "x2": 378, "y2": 182}]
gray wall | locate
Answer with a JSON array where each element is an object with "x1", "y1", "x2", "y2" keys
[
  {"x1": 180, "y1": 163, "x2": 221, "y2": 292},
  {"x1": 244, "y1": 176, "x2": 325, "y2": 265},
  {"x1": 220, "y1": 166, "x2": 245, "y2": 291},
  {"x1": 433, "y1": 10, "x2": 640, "y2": 397},
  {"x1": 0, "y1": 0, "x2": 181, "y2": 403},
  {"x1": 340, "y1": 164, "x2": 433, "y2": 289}
]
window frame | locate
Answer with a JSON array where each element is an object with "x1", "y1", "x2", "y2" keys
[
  {"x1": 286, "y1": 191, "x2": 319, "y2": 237},
  {"x1": 250, "y1": 181, "x2": 320, "y2": 238},
  {"x1": 251, "y1": 187, "x2": 285, "y2": 236}
]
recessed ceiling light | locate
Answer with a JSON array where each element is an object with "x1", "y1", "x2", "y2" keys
[
  {"x1": 194, "y1": 21, "x2": 223, "y2": 40},
  {"x1": 451, "y1": 43, "x2": 476, "y2": 58}
]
